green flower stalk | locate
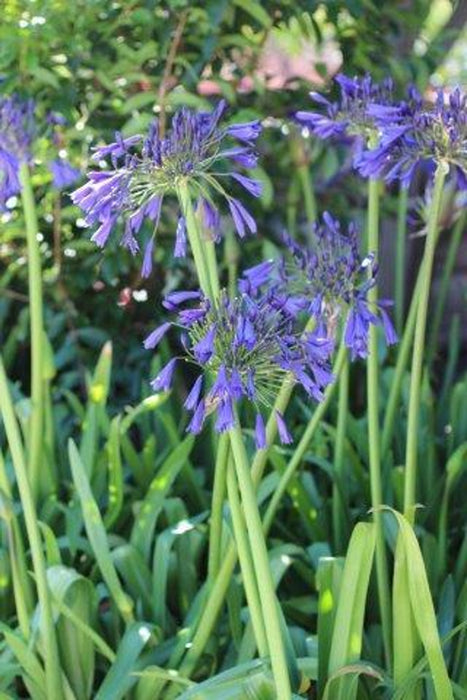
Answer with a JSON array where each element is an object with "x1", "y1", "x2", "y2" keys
[
  {"x1": 332, "y1": 355, "x2": 350, "y2": 553},
  {"x1": 226, "y1": 456, "x2": 269, "y2": 659},
  {"x1": 19, "y1": 163, "x2": 46, "y2": 499},
  {"x1": 366, "y1": 178, "x2": 392, "y2": 667},
  {"x1": 229, "y1": 422, "x2": 292, "y2": 699},
  {"x1": 403, "y1": 165, "x2": 447, "y2": 515},
  {"x1": 0, "y1": 357, "x2": 64, "y2": 700},
  {"x1": 165, "y1": 169, "x2": 293, "y2": 694},
  {"x1": 395, "y1": 186, "x2": 409, "y2": 334}
]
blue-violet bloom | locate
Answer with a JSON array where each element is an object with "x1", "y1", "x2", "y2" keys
[
  {"x1": 145, "y1": 286, "x2": 334, "y2": 441},
  {"x1": 71, "y1": 102, "x2": 262, "y2": 277},
  {"x1": 0, "y1": 95, "x2": 35, "y2": 206},
  {"x1": 358, "y1": 86, "x2": 467, "y2": 188},
  {"x1": 241, "y1": 212, "x2": 397, "y2": 360},
  {"x1": 295, "y1": 73, "x2": 394, "y2": 167}
]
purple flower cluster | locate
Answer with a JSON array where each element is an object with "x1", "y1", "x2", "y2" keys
[
  {"x1": 296, "y1": 74, "x2": 466, "y2": 189},
  {"x1": 240, "y1": 212, "x2": 397, "y2": 360},
  {"x1": 295, "y1": 73, "x2": 394, "y2": 165},
  {"x1": 0, "y1": 95, "x2": 81, "y2": 204},
  {"x1": 71, "y1": 102, "x2": 262, "y2": 276},
  {"x1": 144, "y1": 287, "x2": 334, "y2": 446},
  {"x1": 0, "y1": 96, "x2": 35, "y2": 206},
  {"x1": 359, "y1": 87, "x2": 467, "y2": 188},
  {"x1": 49, "y1": 158, "x2": 81, "y2": 190}
]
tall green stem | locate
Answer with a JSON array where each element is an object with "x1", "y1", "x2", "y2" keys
[
  {"x1": 19, "y1": 163, "x2": 44, "y2": 499},
  {"x1": 366, "y1": 178, "x2": 392, "y2": 667},
  {"x1": 0, "y1": 357, "x2": 64, "y2": 699},
  {"x1": 0, "y1": 451, "x2": 33, "y2": 638},
  {"x1": 176, "y1": 183, "x2": 213, "y2": 299},
  {"x1": 229, "y1": 423, "x2": 292, "y2": 699},
  {"x1": 291, "y1": 135, "x2": 317, "y2": 229},
  {"x1": 207, "y1": 433, "x2": 229, "y2": 582},
  {"x1": 286, "y1": 175, "x2": 300, "y2": 237},
  {"x1": 395, "y1": 187, "x2": 409, "y2": 335},
  {"x1": 297, "y1": 164, "x2": 317, "y2": 228},
  {"x1": 226, "y1": 458, "x2": 268, "y2": 658},
  {"x1": 381, "y1": 273, "x2": 421, "y2": 458},
  {"x1": 427, "y1": 210, "x2": 466, "y2": 365},
  {"x1": 176, "y1": 346, "x2": 345, "y2": 680},
  {"x1": 381, "y1": 202, "x2": 448, "y2": 459},
  {"x1": 263, "y1": 341, "x2": 347, "y2": 536},
  {"x1": 224, "y1": 228, "x2": 239, "y2": 298},
  {"x1": 403, "y1": 166, "x2": 447, "y2": 514},
  {"x1": 332, "y1": 356, "x2": 349, "y2": 553},
  {"x1": 174, "y1": 323, "x2": 316, "y2": 680},
  {"x1": 175, "y1": 382, "x2": 294, "y2": 679}
]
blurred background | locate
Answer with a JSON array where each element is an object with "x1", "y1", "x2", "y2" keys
[{"x1": 0, "y1": 0, "x2": 465, "y2": 411}]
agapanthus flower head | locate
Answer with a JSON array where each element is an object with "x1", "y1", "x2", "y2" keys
[
  {"x1": 145, "y1": 286, "x2": 334, "y2": 446},
  {"x1": 241, "y1": 212, "x2": 397, "y2": 359},
  {"x1": 295, "y1": 73, "x2": 394, "y2": 164},
  {"x1": 71, "y1": 102, "x2": 262, "y2": 276},
  {"x1": 49, "y1": 158, "x2": 81, "y2": 190},
  {"x1": 358, "y1": 86, "x2": 467, "y2": 188},
  {"x1": 0, "y1": 95, "x2": 35, "y2": 205}
]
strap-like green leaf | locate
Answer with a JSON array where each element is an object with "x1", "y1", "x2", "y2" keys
[{"x1": 68, "y1": 439, "x2": 134, "y2": 624}]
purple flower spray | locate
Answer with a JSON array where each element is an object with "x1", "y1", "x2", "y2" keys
[
  {"x1": 0, "y1": 96, "x2": 35, "y2": 207},
  {"x1": 145, "y1": 286, "x2": 335, "y2": 448},
  {"x1": 71, "y1": 102, "x2": 262, "y2": 281},
  {"x1": 241, "y1": 212, "x2": 397, "y2": 360}
]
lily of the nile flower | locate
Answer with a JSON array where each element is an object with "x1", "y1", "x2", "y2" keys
[
  {"x1": 358, "y1": 86, "x2": 467, "y2": 189},
  {"x1": 144, "y1": 287, "x2": 334, "y2": 448},
  {"x1": 0, "y1": 95, "x2": 35, "y2": 207},
  {"x1": 50, "y1": 158, "x2": 81, "y2": 190},
  {"x1": 295, "y1": 73, "x2": 394, "y2": 167},
  {"x1": 71, "y1": 102, "x2": 262, "y2": 277},
  {"x1": 240, "y1": 212, "x2": 397, "y2": 360}
]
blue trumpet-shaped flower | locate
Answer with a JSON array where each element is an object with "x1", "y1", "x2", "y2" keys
[
  {"x1": 71, "y1": 102, "x2": 262, "y2": 276},
  {"x1": 241, "y1": 212, "x2": 397, "y2": 360},
  {"x1": 0, "y1": 95, "x2": 35, "y2": 206},
  {"x1": 358, "y1": 86, "x2": 467, "y2": 188},
  {"x1": 144, "y1": 286, "x2": 334, "y2": 446},
  {"x1": 295, "y1": 73, "x2": 394, "y2": 166},
  {"x1": 49, "y1": 158, "x2": 81, "y2": 190}
]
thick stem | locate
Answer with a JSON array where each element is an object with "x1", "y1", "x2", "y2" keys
[
  {"x1": 290, "y1": 134, "x2": 317, "y2": 230},
  {"x1": 204, "y1": 236, "x2": 221, "y2": 300},
  {"x1": 19, "y1": 163, "x2": 44, "y2": 499},
  {"x1": 0, "y1": 357, "x2": 64, "y2": 700},
  {"x1": 226, "y1": 458, "x2": 268, "y2": 658},
  {"x1": 207, "y1": 433, "x2": 229, "y2": 582},
  {"x1": 332, "y1": 356, "x2": 349, "y2": 553},
  {"x1": 175, "y1": 382, "x2": 294, "y2": 679},
  {"x1": 395, "y1": 186, "x2": 409, "y2": 335},
  {"x1": 263, "y1": 341, "x2": 347, "y2": 536},
  {"x1": 297, "y1": 163, "x2": 317, "y2": 229},
  {"x1": 381, "y1": 201, "x2": 447, "y2": 459},
  {"x1": 0, "y1": 452, "x2": 34, "y2": 639},
  {"x1": 175, "y1": 325, "x2": 318, "y2": 678},
  {"x1": 286, "y1": 174, "x2": 300, "y2": 237},
  {"x1": 427, "y1": 210, "x2": 465, "y2": 365},
  {"x1": 366, "y1": 178, "x2": 392, "y2": 668},
  {"x1": 381, "y1": 273, "x2": 422, "y2": 458},
  {"x1": 224, "y1": 228, "x2": 239, "y2": 299},
  {"x1": 229, "y1": 423, "x2": 292, "y2": 699},
  {"x1": 176, "y1": 183, "x2": 212, "y2": 299},
  {"x1": 403, "y1": 167, "x2": 446, "y2": 514}
]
